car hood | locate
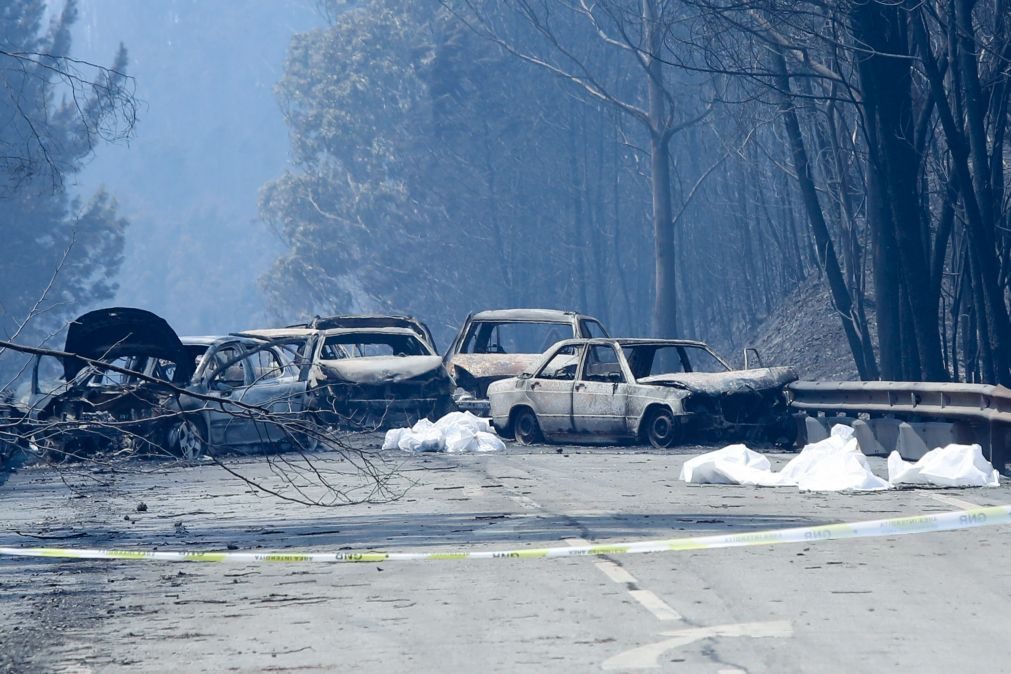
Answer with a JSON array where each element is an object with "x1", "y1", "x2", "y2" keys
[
  {"x1": 63, "y1": 307, "x2": 193, "y2": 383},
  {"x1": 637, "y1": 366, "x2": 798, "y2": 395},
  {"x1": 451, "y1": 353, "x2": 543, "y2": 380},
  {"x1": 319, "y1": 355, "x2": 448, "y2": 384}
]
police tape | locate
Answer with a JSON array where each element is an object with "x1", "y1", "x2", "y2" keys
[{"x1": 1, "y1": 504, "x2": 1008, "y2": 564}]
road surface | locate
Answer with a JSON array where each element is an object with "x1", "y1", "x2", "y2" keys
[{"x1": 1, "y1": 441, "x2": 1009, "y2": 672}]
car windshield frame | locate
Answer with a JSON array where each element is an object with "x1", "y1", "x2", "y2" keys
[
  {"x1": 459, "y1": 320, "x2": 575, "y2": 356},
  {"x1": 622, "y1": 343, "x2": 731, "y2": 380},
  {"x1": 318, "y1": 329, "x2": 434, "y2": 359}
]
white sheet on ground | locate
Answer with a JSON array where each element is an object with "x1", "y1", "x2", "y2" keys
[
  {"x1": 382, "y1": 412, "x2": 505, "y2": 453},
  {"x1": 888, "y1": 444, "x2": 999, "y2": 487},
  {"x1": 681, "y1": 424, "x2": 890, "y2": 491},
  {"x1": 678, "y1": 444, "x2": 779, "y2": 486},
  {"x1": 779, "y1": 425, "x2": 891, "y2": 491}
]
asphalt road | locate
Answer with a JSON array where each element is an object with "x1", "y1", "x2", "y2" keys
[{"x1": 2, "y1": 441, "x2": 1010, "y2": 673}]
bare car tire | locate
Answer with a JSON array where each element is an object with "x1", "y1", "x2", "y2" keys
[
  {"x1": 293, "y1": 415, "x2": 323, "y2": 452},
  {"x1": 645, "y1": 408, "x2": 680, "y2": 448},
  {"x1": 513, "y1": 408, "x2": 543, "y2": 445},
  {"x1": 169, "y1": 416, "x2": 207, "y2": 460}
]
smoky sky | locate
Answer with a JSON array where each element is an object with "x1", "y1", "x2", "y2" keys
[{"x1": 68, "y1": 0, "x2": 319, "y2": 336}]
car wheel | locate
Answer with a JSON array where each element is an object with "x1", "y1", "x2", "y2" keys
[
  {"x1": 513, "y1": 408, "x2": 543, "y2": 445},
  {"x1": 169, "y1": 416, "x2": 207, "y2": 460},
  {"x1": 293, "y1": 415, "x2": 324, "y2": 452},
  {"x1": 765, "y1": 414, "x2": 798, "y2": 449},
  {"x1": 427, "y1": 394, "x2": 456, "y2": 422},
  {"x1": 646, "y1": 408, "x2": 680, "y2": 448}
]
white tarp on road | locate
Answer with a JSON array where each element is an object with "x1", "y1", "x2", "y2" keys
[
  {"x1": 681, "y1": 424, "x2": 997, "y2": 491},
  {"x1": 382, "y1": 412, "x2": 505, "y2": 453},
  {"x1": 888, "y1": 444, "x2": 1000, "y2": 487}
]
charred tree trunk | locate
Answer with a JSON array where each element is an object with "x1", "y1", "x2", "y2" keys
[
  {"x1": 851, "y1": 2, "x2": 946, "y2": 381},
  {"x1": 643, "y1": 0, "x2": 678, "y2": 338},
  {"x1": 912, "y1": 9, "x2": 1011, "y2": 385},
  {"x1": 771, "y1": 47, "x2": 878, "y2": 380}
]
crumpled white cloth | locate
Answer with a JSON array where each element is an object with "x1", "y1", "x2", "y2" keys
[
  {"x1": 888, "y1": 443, "x2": 1000, "y2": 487},
  {"x1": 679, "y1": 424, "x2": 967, "y2": 492},
  {"x1": 382, "y1": 411, "x2": 505, "y2": 453},
  {"x1": 679, "y1": 444, "x2": 778, "y2": 486}
]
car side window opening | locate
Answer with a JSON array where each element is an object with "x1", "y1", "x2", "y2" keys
[
  {"x1": 208, "y1": 347, "x2": 245, "y2": 388},
  {"x1": 249, "y1": 348, "x2": 286, "y2": 382},
  {"x1": 462, "y1": 322, "x2": 573, "y2": 355},
  {"x1": 582, "y1": 345, "x2": 625, "y2": 383},
  {"x1": 536, "y1": 345, "x2": 583, "y2": 381},
  {"x1": 579, "y1": 319, "x2": 609, "y2": 340}
]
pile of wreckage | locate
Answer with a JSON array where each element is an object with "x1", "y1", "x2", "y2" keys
[{"x1": 0, "y1": 306, "x2": 799, "y2": 462}]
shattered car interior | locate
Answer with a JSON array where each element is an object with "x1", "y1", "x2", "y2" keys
[
  {"x1": 487, "y1": 338, "x2": 798, "y2": 448},
  {"x1": 27, "y1": 309, "x2": 318, "y2": 460},
  {"x1": 243, "y1": 320, "x2": 454, "y2": 430},
  {"x1": 28, "y1": 308, "x2": 198, "y2": 458},
  {"x1": 445, "y1": 309, "x2": 609, "y2": 415},
  {"x1": 309, "y1": 326, "x2": 454, "y2": 428}
]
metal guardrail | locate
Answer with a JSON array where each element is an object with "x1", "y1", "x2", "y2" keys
[{"x1": 787, "y1": 380, "x2": 1011, "y2": 468}]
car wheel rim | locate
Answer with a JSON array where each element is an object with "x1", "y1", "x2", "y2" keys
[
  {"x1": 178, "y1": 420, "x2": 203, "y2": 460},
  {"x1": 652, "y1": 417, "x2": 672, "y2": 443},
  {"x1": 517, "y1": 415, "x2": 535, "y2": 442}
]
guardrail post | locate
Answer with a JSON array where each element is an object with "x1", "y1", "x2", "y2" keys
[{"x1": 988, "y1": 421, "x2": 1009, "y2": 476}]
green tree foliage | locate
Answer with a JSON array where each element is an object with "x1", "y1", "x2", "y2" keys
[{"x1": 0, "y1": 0, "x2": 131, "y2": 348}]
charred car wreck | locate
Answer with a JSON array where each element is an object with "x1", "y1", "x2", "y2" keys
[
  {"x1": 488, "y1": 338, "x2": 798, "y2": 448},
  {"x1": 445, "y1": 309, "x2": 609, "y2": 415},
  {"x1": 29, "y1": 308, "x2": 198, "y2": 458},
  {"x1": 29, "y1": 308, "x2": 318, "y2": 459},
  {"x1": 245, "y1": 315, "x2": 454, "y2": 429}
]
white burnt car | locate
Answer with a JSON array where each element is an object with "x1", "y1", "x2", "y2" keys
[{"x1": 488, "y1": 338, "x2": 798, "y2": 448}]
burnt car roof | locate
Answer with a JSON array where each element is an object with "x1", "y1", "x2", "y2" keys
[
  {"x1": 548, "y1": 337, "x2": 712, "y2": 348},
  {"x1": 63, "y1": 307, "x2": 194, "y2": 384},
  {"x1": 469, "y1": 309, "x2": 587, "y2": 323},
  {"x1": 180, "y1": 335, "x2": 226, "y2": 346},
  {"x1": 288, "y1": 314, "x2": 436, "y2": 348},
  {"x1": 291, "y1": 314, "x2": 428, "y2": 331},
  {"x1": 239, "y1": 327, "x2": 317, "y2": 340}
]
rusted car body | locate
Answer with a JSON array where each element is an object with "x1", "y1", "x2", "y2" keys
[
  {"x1": 244, "y1": 319, "x2": 454, "y2": 429},
  {"x1": 445, "y1": 309, "x2": 609, "y2": 415},
  {"x1": 29, "y1": 309, "x2": 314, "y2": 459},
  {"x1": 488, "y1": 338, "x2": 798, "y2": 448}
]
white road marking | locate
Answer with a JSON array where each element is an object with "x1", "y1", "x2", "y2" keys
[
  {"x1": 594, "y1": 560, "x2": 637, "y2": 585},
  {"x1": 510, "y1": 495, "x2": 542, "y2": 510},
  {"x1": 930, "y1": 493, "x2": 985, "y2": 511},
  {"x1": 602, "y1": 620, "x2": 793, "y2": 670},
  {"x1": 627, "y1": 590, "x2": 682, "y2": 622},
  {"x1": 717, "y1": 669, "x2": 747, "y2": 674},
  {"x1": 462, "y1": 485, "x2": 483, "y2": 497},
  {"x1": 566, "y1": 539, "x2": 682, "y2": 622}
]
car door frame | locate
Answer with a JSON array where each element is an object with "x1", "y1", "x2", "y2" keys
[
  {"x1": 521, "y1": 342, "x2": 584, "y2": 438},
  {"x1": 571, "y1": 342, "x2": 634, "y2": 440}
]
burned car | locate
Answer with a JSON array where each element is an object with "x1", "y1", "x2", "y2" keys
[
  {"x1": 488, "y1": 338, "x2": 798, "y2": 448},
  {"x1": 445, "y1": 309, "x2": 609, "y2": 415},
  {"x1": 298, "y1": 314, "x2": 438, "y2": 353},
  {"x1": 244, "y1": 318, "x2": 454, "y2": 429},
  {"x1": 29, "y1": 308, "x2": 316, "y2": 459}
]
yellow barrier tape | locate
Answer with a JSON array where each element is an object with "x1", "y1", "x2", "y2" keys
[{"x1": 1, "y1": 505, "x2": 1007, "y2": 564}]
